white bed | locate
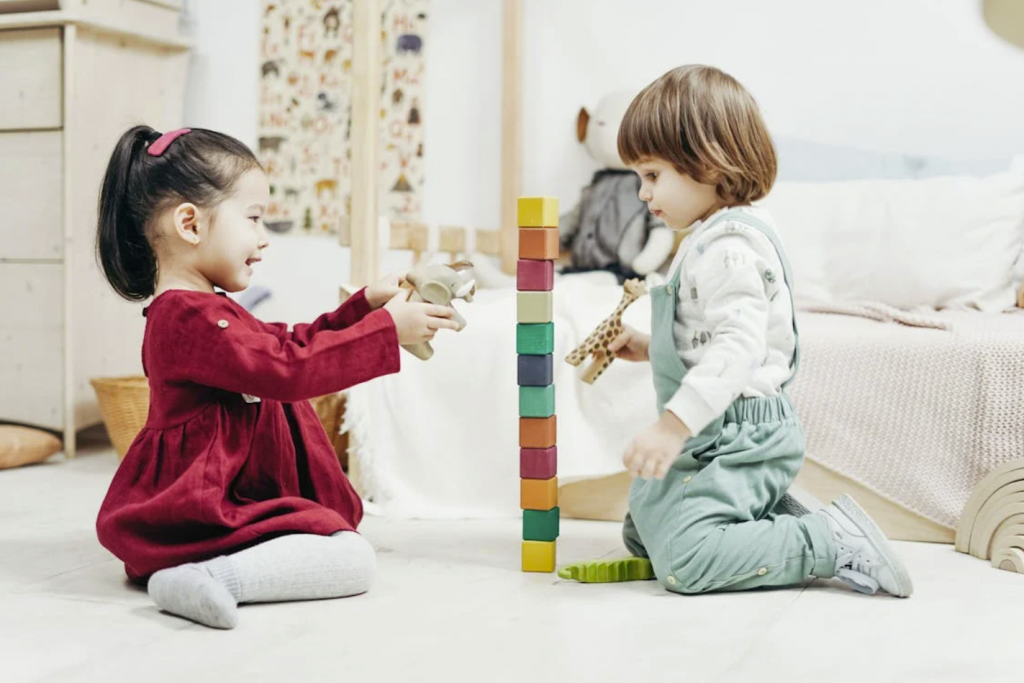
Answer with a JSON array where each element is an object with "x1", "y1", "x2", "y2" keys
[
  {"x1": 346, "y1": 278, "x2": 1024, "y2": 532},
  {"x1": 346, "y1": 271, "x2": 654, "y2": 519},
  {"x1": 344, "y1": 160, "x2": 1024, "y2": 554}
]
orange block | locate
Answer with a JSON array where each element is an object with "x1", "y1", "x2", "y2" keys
[
  {"x1": 521, "y1": 476, "x2": 558, "y2": 510},
  {"x1": 518, "y1": 228, "x2": 559, "y2": 260},
  {"x1": 520, "y1": 415, "x2": 556, "y2": 448}
]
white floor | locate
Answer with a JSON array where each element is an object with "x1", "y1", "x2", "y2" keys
[{"x1": 1, "y1": 441, "x2": 1022, "y2": 683}]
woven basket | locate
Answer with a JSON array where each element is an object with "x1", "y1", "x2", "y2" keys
[
  {"x1": 89, "y1": 376, "x2": 150, "y2": 459},
  {"x1": 89, "y1": 376, "x2": 348, "y2": 465},
  {"x1": 311, "y1": 391, "x2": 349, "y2": 470}
]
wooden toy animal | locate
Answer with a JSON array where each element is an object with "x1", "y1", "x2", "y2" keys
[
  {"x1": 565, "y1": 278, "x2": 647, "y2": 383},
  {"x1": 401, "y1": 261, "x2": 476, "y2": 360}
]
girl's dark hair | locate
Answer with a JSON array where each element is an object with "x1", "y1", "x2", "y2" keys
[{"x1": 96, "y1": 125, "x2": 262, "y2": 301}]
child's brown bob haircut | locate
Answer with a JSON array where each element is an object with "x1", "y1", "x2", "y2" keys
[{"x1": 618, "y1": 65, "x2": 777, "y2": 205}]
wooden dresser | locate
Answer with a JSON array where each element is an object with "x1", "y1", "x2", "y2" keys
[{"x1": 0, "y1": 0, "x2": 189, "y2": 456}]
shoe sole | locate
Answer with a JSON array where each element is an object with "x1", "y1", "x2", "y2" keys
[
  {"x1": 557, "y1": 557, "x2": 655, "y2": 583},
  {"x1": 835, "y1": 495, "x2": 914, "y2": 597}
]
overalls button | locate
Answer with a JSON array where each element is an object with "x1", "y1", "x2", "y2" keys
[
  {"x1": 682, "y1": 475, "x2": 692, "y2": 483},
  {"x1": 218, "y1": 319, "x2": 229, "y2": 329},
  {"x1": 757, "y1": 567, "x2": 768, "y2": 576},
  {"x1": 667, "y1": 575, "x2": 677, "y2": 585}
]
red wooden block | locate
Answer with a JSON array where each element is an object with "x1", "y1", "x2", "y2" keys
[
  {"x1": 520, "y1": 446, "x2": 557, "y2": 479},
  {"x1": 517, "y1": 259, "x2": 554, "y2": 291}
]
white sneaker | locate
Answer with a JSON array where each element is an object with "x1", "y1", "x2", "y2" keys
[{"x1": 819, "y1": 495, "x2": 913, "y2": 598}]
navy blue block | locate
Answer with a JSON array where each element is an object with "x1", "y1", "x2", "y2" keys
[{"x1": 518, "y1": 354, "x2": 553, "y2": 386}]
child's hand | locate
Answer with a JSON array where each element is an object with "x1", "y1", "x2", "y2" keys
[
  {"x1": 624, "y1": 411, "x2": 692, "y2": 480},
  {"x1": 608, "y1": 325, "x2": 650, "y2": 362},
  {"x1": 383, "y1": 289, "x2": 460, "y2": 344},
  {"x1": 366, "y1": 272, "x2": 405, "y2": 310}
]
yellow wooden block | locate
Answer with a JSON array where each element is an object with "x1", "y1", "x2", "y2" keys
[
  {"x1": 522, "y1": 540, "x2": 556, "y2": 572},
  {"x1": 518, "y1": 197, "x2": 559, "y2": 228},
  {"x1": 517, "y1": 291, "x2": 553, "y2": 324}
]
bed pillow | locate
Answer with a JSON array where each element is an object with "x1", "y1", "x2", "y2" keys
[
  {"x1": 0, "y1": 426, "x2": 62, "y2": 469},
  {"x1": 759, "y1": 156, "x2": 1024, "y2": 311}
]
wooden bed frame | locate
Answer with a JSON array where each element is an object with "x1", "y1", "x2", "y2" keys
[
  {"x1": 341, "y1": 0, "x2": 519, "y2": 283},
  {"x1": 336, "y1": 0, "x2": 1024, "y2": 573}
]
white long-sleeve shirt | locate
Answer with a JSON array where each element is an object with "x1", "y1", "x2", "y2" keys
[{"x1": 664, "y1": 206, "x2": 797, "y2": 435}]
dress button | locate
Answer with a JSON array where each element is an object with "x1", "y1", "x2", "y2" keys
[
  {"x1": 667, "y1": 575, "x2": 677, "y2": 585},
  {"x1": 682, "y1": 475, "x2": 692, "y2": 483},
  {"x1": 218, "y1": 319, "x2": 229, "y2": 328},
  {"x1": 757, "y1": 567, "x2": 768, "y2": 576}
]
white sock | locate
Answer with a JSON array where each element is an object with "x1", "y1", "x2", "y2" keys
[
  {"x1": 148, "y1": 531, "x2": 376, "y2": 629},
  {"x1": 206, "y1": 531, "x2": 377, "y2": 604},
  {"x1": 147, "y1": 564, "x2": 239, "y2": 630}
]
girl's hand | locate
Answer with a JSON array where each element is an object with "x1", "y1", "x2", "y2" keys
[
  {"x1": 383, "y1": 289, "x2": 460, "y2": 344},
  {"x1": 366, "y1": 272, "x2": 405, "y2": 310},
  {"x1": 608, "y1": 325, "x2": 651, "y2": 362},
  {"x1": 623, "y1": 411, "x2": 692, "y2": 480}
]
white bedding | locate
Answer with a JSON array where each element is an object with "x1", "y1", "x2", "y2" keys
[
  {"x1": 346, "y1": 275, "x2": 1024, "y2": 527},
  {"x1": 345, "y1": 273, "x2": 657, "y2": 518}
]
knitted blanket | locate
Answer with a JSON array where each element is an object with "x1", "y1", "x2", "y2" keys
[{"x1": 791, "y1": 308, "x2": 1024, "y2": 528}]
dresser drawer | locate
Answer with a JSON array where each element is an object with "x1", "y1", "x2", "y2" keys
[
  {"x1": 0, "y1": 131, "x2": 63, "y2": 260},
  {"x1": 0, "y1": 262, "x2": 64, "y2": 430},
  {"x1": 0, "y1": 28, "x2": 62, "y2": 130},
  {"x1": 0, "y1": 2, "x2": 59, "y2": 13}
]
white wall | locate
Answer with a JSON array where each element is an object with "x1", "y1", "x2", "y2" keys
[
  {"x1": 182, "y1": 0, "x2": 1024, "y2": 323},
  {"x1": 421, "y1": 0, "x2": 503, "y2": 229},
  {"x1": 521, "y1": 0, "x2": 1024, "y2": 214},
  {"x1": 181, "y1": 0, "x2": 261, "y2": 149}
]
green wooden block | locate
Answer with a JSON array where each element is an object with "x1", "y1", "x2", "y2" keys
[
  {"x1": 519, "y1": 385, "x2": 555, "y2": 418},
  {"x1": 517, "y1": 291, "x2": 553, "y2": 323},
  {"x1": 517, "y1": 323, "x2": 554, "y2": 355},
  {"x1": 523, "y1": 507, "x2": 560, "y2": 542}
]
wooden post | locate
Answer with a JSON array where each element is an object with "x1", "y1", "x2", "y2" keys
[
  {"x1": 63, "y1": 23, "x2": 77, "y2": 458},
  {"x1": 349, "y1": 0, "x2": 381, "y2": 287},
  {"x1": 500, "y1": 0, "x2": 523, "y2": 275},
  {"x1": 344, "y1": 0, "x2": 383, "y2": 498}
]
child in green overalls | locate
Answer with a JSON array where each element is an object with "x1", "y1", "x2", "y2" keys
[{"x1": 559, "y1": 65, "x2": 913, "y2": 598}]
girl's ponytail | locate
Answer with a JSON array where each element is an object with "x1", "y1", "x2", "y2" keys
[{"x1": 97, "y1": 125, "x2": 160, "y2": 301}]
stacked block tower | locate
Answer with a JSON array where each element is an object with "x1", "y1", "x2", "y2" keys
[{"x1": 517, "y1": 196, "x2": 560, "y2": 573}]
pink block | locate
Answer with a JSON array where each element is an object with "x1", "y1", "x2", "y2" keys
[
  {"x1": 517, "y1": 259, "x2": 554, "y2": 291},
  {"x1": 520, "y1": 446, "x2": 557, "y2": 479}
]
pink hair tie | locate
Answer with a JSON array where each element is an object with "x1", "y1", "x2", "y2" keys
[{"x1": 147, "y1": 128, "x2": 191, "y2": 156}]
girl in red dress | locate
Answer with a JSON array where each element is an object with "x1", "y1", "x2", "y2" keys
[{"x1": 94, "y1": 126, "x2": 458, "y2": 629}]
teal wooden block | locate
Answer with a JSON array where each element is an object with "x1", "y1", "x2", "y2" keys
[
  {"x1": 517, "y1": 323, "x2": 554, "y2": 355},
  {"x1": 523, "y1": 507, "x2": 560, "y2": 542},
  {"x1": 519, "y1": 385, "x2": 555, "y2": 418}
]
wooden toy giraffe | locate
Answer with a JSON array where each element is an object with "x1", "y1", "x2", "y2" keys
[{"x1": 565, "y1": 278, "x2": 648, "y2": 384}]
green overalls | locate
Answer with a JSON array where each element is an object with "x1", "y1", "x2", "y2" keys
[{"x1": 622, "y1": 210, "x2": 836, "y2": 594}]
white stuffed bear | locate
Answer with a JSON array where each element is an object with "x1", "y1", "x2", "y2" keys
[{"x1": 559, "y1": 91, "x2": 675, "y2": 281}]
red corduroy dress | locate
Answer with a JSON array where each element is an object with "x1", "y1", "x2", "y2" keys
[{"x1": 96, "y1": 288, "x2": 399, "y2": 582}]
